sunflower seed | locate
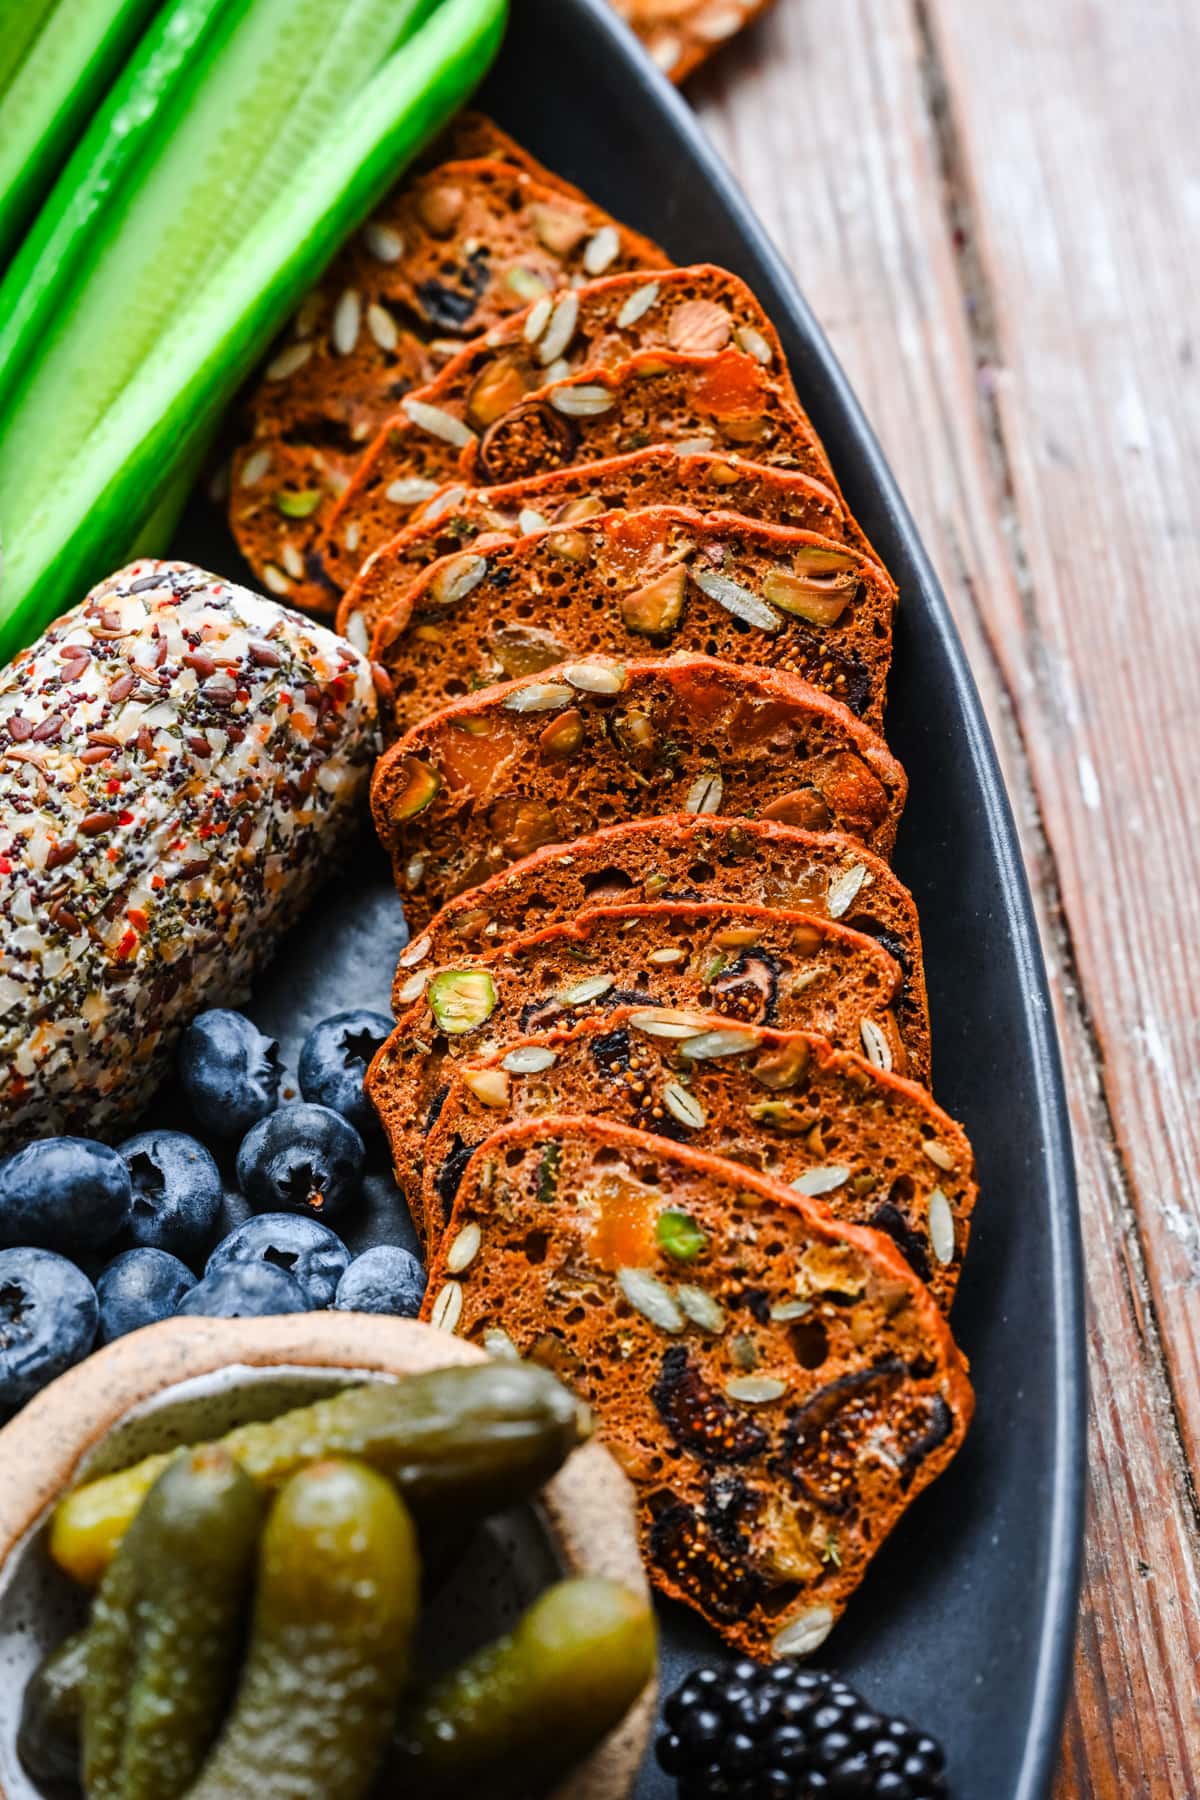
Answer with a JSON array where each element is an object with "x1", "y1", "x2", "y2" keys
[
  {"x1": 386, "y1": 477, "x2": 443, "y2": 506},
  {"x1": 483, "y1": 1326, "x2": 520, "y2": 1360},
  {"x1": 647, "y1": 946, "x2": 686, "y2": 965},
  {"x1": 692, "y1": 567, "x2": 781, "y2": 631},
  {"x1": 685, "y1": 772, "x2": 724, "y2": 815},
  {"x1": 430, "y1": 1280, "x2": 463, "y2": 1333},
  {"x1": 618, "y1": 1267, "x2": 685, "y2": 1333},
  {"x1": 405, "y1": 855, "x2": 425, "y2": 886},
  {"x1": 583, "y1": 225, "x2": 620, "y2": 275},
  {"x1": 664, "y1": 1081, "x2": 706, "y2": 1129},
  {"x1": 518, "y1": 508, "x2": 550, "y2": 534},
  {"x1": 461, "y1": 1067, "x2": 510, "y2": 1108},
  {"x1": 550, "y1": 384, "x2": 615, "y2": 418},
  {"x1": 539, "y1": 291, "x2": 579, "y2": 364},
  {"x1": 725, "y1": 1376, "x2": 787, "y2": 1403},
  {"x1": 860, "y1": 1018, "x2": 893, "y2": 1071},
  {"x1": 265, "y1": 341, "x2": 313, "y2": 381},
  {"x1": 280, "y1": 541, "x2": 305, "y2": 581},
  {"x1": 617, "y1": 281, "x2": 661, "y2": 327},
  {"x1": 394, "y1": 970, "x2": 429, "y2": 1006},
  {"x1": 677, "y1": 1285, "x2": 726, "y2": 1333},
  {"x1": 344, "y1": 611, "x2": 369, "y2": 654},
  {"x1": 523, "y1": 294, "x2": 554, "y2": 343},
  {"x1": 735, "y1": 324, "x2": 774, "y2": 365},
  {"x1": 502, "y1": 682, "x2": 573, "y2": 713},
  {"x1": 543, "y1": 357, "x2": 571, "y2": 382},
  {"x1": 240, "y1": 448, "x2": 272, "y2": 486},
  {"x1": 557, "y1": 973, "x2": 615, "y2": 1006},
  {"x1": 262, "y1": 564, "x2": 290, "y2": 596},
  {"x1": 402, "y1": 397, "x2": 474, "y2": 447},
  {"x1": 502, "y1": 1045, "x2": 558, "y2": 1074},
  {"x1": 674, "y1": 434, "x2": 716, "y2": 454},
  {"x1": 343, "y1": 524, "x2": 359, "y2": 553},
  {"x1": 827, "y1": 864, "x2": 868, "y2": 918},
  {"x1": 680, "y1": 1027, "x2": 760, "y2": 1059},
  {"x1": 446, "y1": 1221, "x2": 482, "y2": 1273},
  {"x1": 769, "y1": 1299, "x2": 813, "y2": 1321},
  {"x1": 399, "y1": 933, "x2": 432, "y2": 968},
  {"x1": 564, "y1": 659, "x2": 626, "y2": 694},
  {"x1": 364, "y1": 221, "x2": 404, "y2": 262},
  {"x1": 928, "y1": 1188, "x2": 955, "y2": 1265},
  {"x1": 367, "y1": 302, "x2": 399, "y2": 351},
  {"x1": 793, "y1": 1164, "x2": 851, "y2": 1196},
  {"x1": 923, "y1": 1139, "x2": 956, "y2": 1171},
  {"x1": 331, "y1": 288, "x2": 361, "y2": 355},
  {"x1": 424, "y1": 485, "x2": 466, "y2": 521},
  {"x1": 773, "y1": 1606, "x2": 834, "y2": 1657}
]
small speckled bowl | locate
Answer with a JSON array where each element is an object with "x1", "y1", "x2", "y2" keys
[{"x1": 0, "y1": 1315, "x2": 655, "y2": 1800}]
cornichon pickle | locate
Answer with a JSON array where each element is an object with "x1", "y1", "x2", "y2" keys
[
  {"x1": 51, "y1": 1362, "x2": 590, "y2": 1586},
  {"x1": 387, "y1": 1577, "x2": 656, "y2": 1795},
  {"x1": 18, "y1": 1629, "x2": 87, "y2": 1791},
  {"x1": 187, "y1": 1458, "x2": 419, "y2": 1800},
  {"x1": 82, "y1": 1446, "x2": 265, "y2": 1800}
]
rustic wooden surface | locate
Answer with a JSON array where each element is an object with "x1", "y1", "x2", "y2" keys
[{"x1": 690, "y1": 1, "x2": 1200, "y2": 1794}]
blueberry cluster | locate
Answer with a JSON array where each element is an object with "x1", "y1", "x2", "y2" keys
[
  {"x1": 0, "y1": 1009, "x2": 426, "y2": 1413},
  {"x1": 658, "y1": 1661, "x2": 948, "y2": 1800}
]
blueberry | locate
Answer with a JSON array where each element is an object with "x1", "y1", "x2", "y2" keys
[
  {"x1": 97, "y1": 1248, "x2": 196, "y2": 1343},
  {"x1": 0, "y1": 1138, "x2": 130, "y2": 1252},
  {"x1": 206, "y1": 1214, "x2": 350, "y2": 1309},
  {"x1": 175, "y1": 1261, "x2": 311, "y2": 1319},
  {"x1": 117, "y1": 1130, "x2": 223, "y2": 1262},
  {"x1": 179, "y1": 1010, "x2": 282, "y2": 1138},
  {"x1": 298, "y1": 1010, "x2": 392, "y2": 1134},
  {"x1": 334, "y1": 1245, "x2": 426, "y2": 1316},
  {"x1": 236, "y1": 1104, "x2": 365, "y2": 1220},
  {"x1": 0, "y1": 1249, "x2": 97, "y2": 1408}
]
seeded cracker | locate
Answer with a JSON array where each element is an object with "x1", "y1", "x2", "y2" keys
[
  {"x1": 419, "y1": 1006, "x2": 973, "y2": 1302},
  {"x1": 421, "y1": 1115, "x2": 973, "y2": 1660},
  {"x1": 612, "y1": 0, "x2": 778, "y2": 83}
]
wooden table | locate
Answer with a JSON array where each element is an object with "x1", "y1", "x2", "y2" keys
[{"x1": 690, "y1": 3, "x2": 1200, "y2": 1794}]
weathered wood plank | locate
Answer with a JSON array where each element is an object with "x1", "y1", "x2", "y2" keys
[{"x1": 691, "y1": 0, "x2": 1200, "y2": 1791}]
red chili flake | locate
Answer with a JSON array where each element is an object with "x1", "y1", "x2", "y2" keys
[
  {"x1": 198, "y1": 824, "x2": 213, "y2": 840},
  {"x1": 277, "y1": 691, "x2": 292, "y2": 708},
  {"x1": 7, "y1": 715, "x2": 32, "y2": 741},
  {"x1": 126, "y1": 907, "x2": 148, "y2": 931},
  {"x1": 45, "y1": 843, "x2": 78, "y2": 870},
  {"x1": 235, "y1": 687, "x2": 250, "y2": 703},
  {"x1": 109, "y1": 673, "x2": 136, "y2": 702},
  {"x1": 0, "y1": 857, "x2": 11, "y2": 874},
  {"x1": 79, "y1": 812, "x2": 120, "y2": 835},
  {"x1": 106, "y1": 846, "x2": 120, "y2": 862},
  {"x1": 106, "y1": 778, "x2": 122, "y2": 794},
  {"x1": 118, "y1": 810, "x2": 134, "y2": 826},
  {"x1": 151, "y1": 874, "x2": 165, "y2": 891},
  {"x1": 115, "y1": 929, "x2": 138, "y2": 959},
  {"x1": 32, "y1": 716, "x2": 62, "y2": 741}
]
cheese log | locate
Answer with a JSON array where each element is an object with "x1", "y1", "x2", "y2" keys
[
  {"x1": 0, "y1": 561, "x2": 378, "y2": 1148},
  {"x1": 370, "y1": 655, "x2": 908, "y2": 925},
  {"x1": 423, "y1": 1116, "x2": 974, "y2": 1660},
  {"x1": 368, "y1": 507, "x2": 896, "y2": 734},
  {"x1": 422, "y1": 1008, "x2": 974, "y2": 1308},
  {"x1": 324, "y1": 346, "x2": 837, "y2": 585},
  {"x1": 404, "y1": 817, "x2": 931, "y2": 1081},
  {"x1": 336, "y1": 449, "x2": 865, "y2": 649},
  {"x1": 367, "y1": 900, "x2": 906, "y2": 1245},
  {"x1": 230, "y1": 160, "x2": 669, "y2": 612},
  {"x1": 320, "y1": 263, "x2": 822, "y2": 591}
]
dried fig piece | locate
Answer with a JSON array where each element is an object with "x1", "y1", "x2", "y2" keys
[{"x1": 477, "y1": 400, "x2": 578, "y2": 483}]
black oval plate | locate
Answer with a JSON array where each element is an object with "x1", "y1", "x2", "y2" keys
[{"x1": 178, "y1": 4, "x2": 1087, "y2": 1793}]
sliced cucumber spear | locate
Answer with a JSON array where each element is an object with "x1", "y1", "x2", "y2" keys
[
  {"x1": 0, "y1": 0, "x2": 505, "y2": 657},
  {"x1": 0, "y1": 0, "x2": 163, "y2": 262}
]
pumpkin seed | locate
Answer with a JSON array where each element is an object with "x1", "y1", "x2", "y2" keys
[
  {"x1": 523, "y1": 294, "x2": 553, "y2": 342},
  {"x1": 792, "y1": 1164, "x2": 851, "y2": 1196},
  {"x1": 556, "y1": 973, "x2": 615, "y2": 1006},
  {"x1": 630, "y1": 1007, "x2": 715, "y2": 1039},
  {"x1": 388, "y1": 756, "x2": 440, "y2": 820},
  {"x1": 502, "y1": 682, "x2": 574, "y2": 713},
  {"x1": 367, "y1": 303, "x2": 399, "y2": 351},
  {"x1": 502, "y1": 1045, "x2": 558, "y2": 1074},
  {"x1": 430, "y1": 1281, "x2": 463, "y2": 1334},
  {"x1": 663, "y1": 1082, "x2": 706, "y2": 1130},
  {"x1": 386, "y1": 477, "x2": 443, "y2": 506},
  {"x1": 445, "y1": 1222, "x2": 483, "y2": 1274},
  {"x1": 685, "y1": 771, "x2": 724, "y2": 815},
  {"x1": 274, "y1": 489, "x2": 321, "y2": 518},
  {"x1": 265, "y1": 341, "x2": 313, "y2": 381},
  {"x1": 402, "y1": 397, "x2": 474, "y2": 447},
  {"x1": 564, "y1": 659, "x2": 626, "y2": 694},
  {"x1": 769, "y1": 1299, "x2": 813, "y2": 1322},
  {"x1": 680, "y1": 1027, "x2": 760, "y2": 1059},
  {"x1": 677, "y1": 1285, "x2": 726, "y2": 1333},
  {"x1": 772, "y1": 1606, "x2": 834, "y2": 1657},
  {"x1": 428, "y1": 970, "x2": 497, "y2": 1034},
  {"x1": 617, "y1": 281, "x2": 661, "y2": 327},
  {"x1": 656, "y1": 1210, "x2": 708, "y2": 1260},
  {"x1": 692, "y1": 567, "x2": 781, "y2": 631},
  {"x1": 725, "y1": 1376, "x2": 787, "y2": 1404},
  {"x1": 240, "y1": 447, "x2": 272, "y2": 486},
  {"x1": 364, "y1": 221, "x2": 404, "y2": 262},
  {"x1": 928, "y1": 1188, "x2": 956, "y2": 1264},
  {"x1": 331, "y1": 288, "x2": 361, "y2": 355},
  {"x1": 618, "y1": 1267, "x2": 685, "y2": 1333},
  {"x1": 539, "y1": 291, "x2": 579, "y2": 364},
  {"x1": 647, "y1": 946, "x2": 686, "y2": 965},
  {"x1": 518, "y1": 508, "x2": 550, "y2": 534},
  {"x1": 583, "y1": 225, "x2": 620, "y2": 275}
]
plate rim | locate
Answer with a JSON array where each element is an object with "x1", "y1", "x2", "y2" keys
[{"x1": 494, "y1": 3, "x2": 1088, "y2": 1793}]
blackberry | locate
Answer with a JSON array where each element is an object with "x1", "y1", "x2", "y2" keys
[{"x1": 657, "y1": 1660, "x2": 948, "y2": 1799}]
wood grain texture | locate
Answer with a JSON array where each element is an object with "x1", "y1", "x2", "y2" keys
[{"x1": 690, "y1": 1, "x2": 1200, "y2": 1793}]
